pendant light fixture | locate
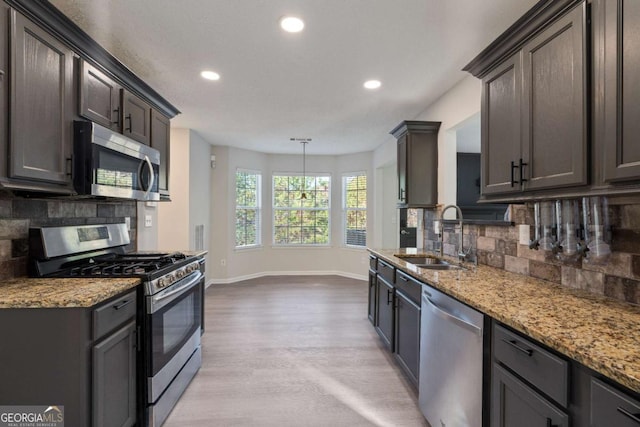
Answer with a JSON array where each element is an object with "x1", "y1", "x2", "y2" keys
[
  {"x1": 291, "y1": 138, "x2": 312, "y2": 200},
  {"x1": 300, "y1": 140, "x2": 308, "y2": 200}
]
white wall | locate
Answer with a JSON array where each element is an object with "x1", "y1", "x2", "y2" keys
[
  {"x1": 158, "y1": 129, "x2": 190, "y2": 250},
  {"x1": 208, "y1": 146, "x2": 374, "y2": 283},
  {"x1": 414, "y1": 75, "x2": 482, "y2": 216},
  {"x1": 157, "y1": 128, "x2": 212, "y2": 281}
]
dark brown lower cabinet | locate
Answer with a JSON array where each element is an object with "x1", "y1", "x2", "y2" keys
[
  {"x1": 394, "y1": 290, "x2": 420, "y2": 386},
  {"x1": 93, "y1": 320, "x2": 137, "y2": 427},
  {"x1": 368, "y1": 269, "x2": 376, "y2": 325},
  {"x1": 591, "y1": 378, "x2": 640, "y2": 427},
  {"x1": 375, "y1": 275, "x2": 394, "y2": 350},
  {"x1": 0, "y1": 289, "x2": 137, "y2": 427},
  {"x1": 492, "y1": 363, "x2": 569, "y2": 427}
]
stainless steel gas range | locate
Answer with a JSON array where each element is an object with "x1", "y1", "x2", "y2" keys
[{"x1": 29, "y1": 222, "x2": 204, "y2": 427}]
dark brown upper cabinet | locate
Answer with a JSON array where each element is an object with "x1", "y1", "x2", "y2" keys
[
  {"x1": 474, "y1": 1, "x2": 587, "y2": 198},
  {"x1": 9, "y1": 9, "x2": 74, "y2": 189},
  {"x1": 122, "y1": 89, "x2": 151, "y2": 145},
  {"x1": 594, "y1": 0, "x2": 640, "y2": 184},
  {"x1": 391, "y1": 121, "x2": 441, "y2": 208},
  {"x1": 521, "y1": 3, "x2": 587, "y2": 192},
  {"x1": 481, "y1": 53, "x2": 523, "y2": 196},
  {"x1": 79, "y1": 59, "x2": 121, "y2": 131},
  {"x1": 151, "y1": 109, "x2": 170, "y2": 198},
  {"x1": 466, "y1": 0, "x2": 592, "y2": 201}
]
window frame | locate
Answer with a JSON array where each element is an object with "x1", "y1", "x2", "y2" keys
[
  {"x1": 234, "y1": 168, "x2": 262, "y2": 249},
  {"x1": 272, "y1": 172, "x2": 332, "y2": 247},
  {"x1": 342, "y1": 172, "x2": 367, "y2": 248}
]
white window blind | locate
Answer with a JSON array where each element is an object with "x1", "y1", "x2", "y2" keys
[{"x1": 343, "y1": 173, "x2": 366, "y2": 247}]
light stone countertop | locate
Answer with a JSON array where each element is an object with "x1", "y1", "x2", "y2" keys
[
  {"x1": 370, "y1": 248, "x2": 640, "y2": 394},
  {"x1": 0, "y1": 277, "x2": 141, "y2": 308}
]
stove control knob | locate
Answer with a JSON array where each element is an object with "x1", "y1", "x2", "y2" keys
[
  {"x1": 176, "y1": 269, "x2": 185, "y2": 279},
  {"x1": 158, "y1": 278, "x2": 167, "y2": 288}
]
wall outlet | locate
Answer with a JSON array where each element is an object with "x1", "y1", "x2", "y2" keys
[
  {"x1": 220, "y1": 259, "x2": 226, "y2": 267},
  {"x1": 519, "y1": 224, "x2": 530, "y2": 245},
  {"x1": 145, "y1": 215, "x2": 152, "y2": 228}
]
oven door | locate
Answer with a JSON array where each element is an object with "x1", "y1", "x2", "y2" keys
[{"x1": 146, "y1": 270, "x2": 203, "y2": 402}]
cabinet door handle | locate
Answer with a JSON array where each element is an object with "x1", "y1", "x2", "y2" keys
[
  {"x1": 510, "y1": 161, "x2": 519, "y2": 187},
  {"x1": 386, "y1": 289, "x2": 393, "y2": 305},
  {"x1": 399, "y1": 188, "x2": 406, "y2": 201},
  {"x1": 112, "y1": 107, "x2": 120, "y2": 126},
  {"x1": 519, "y1": 158, "x2": 528, "y2": 184},
  {"x1": 0, "y1": 70, "x2": 5, "y2": 77},
  {"x1": 546, "y1": 418, "x2": 558, "y2": 427},
  {"x1": 617, "y1": 407, "x2": 640, "y2": 424},
  {"x1": 125, "y1": 113, "x2": 132, "y2": 132},
  {"x1": 502, "y1": 338, "x2": 533, "y2": 356},
  {"x1": 113, "y1": 299, "x2": 132, "y2": 310},
  {"x1": 65, "y1": 157, "x2": 72, "y2": 177}
]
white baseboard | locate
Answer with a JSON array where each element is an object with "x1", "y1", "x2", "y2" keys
[{"x1": 207, "y1": 270, "x2": 367, "y2": 285}]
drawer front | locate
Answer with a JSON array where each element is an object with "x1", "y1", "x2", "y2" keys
[
  {"x1": 93, "y1": 290, "x2": 137, "y2": 340},
  {"x1": 394, "y1": 270, "x2": 421, "y2": 306},
  {"x1": 591, "y1": 378, "x2": 640, "y2": 427},
  {"x1": 377, "y1": 259, "x2": 395, "y2": 284},
  {"x1": 369, "y1": 255, "x2": 377, "y2": 272},
  {"x1": 493, "y1": 323, "x2": 569, "y2": 407}
]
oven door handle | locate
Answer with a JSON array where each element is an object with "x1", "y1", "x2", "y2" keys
[{"x1": 149, "y1": 270, "x2": 202, "y2": 314}]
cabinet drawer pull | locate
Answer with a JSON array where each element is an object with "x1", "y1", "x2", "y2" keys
[
  {"x1": 519, "y1": 158, "x2": 528, "y2": 183},
  {"x1": 0, "y1": 70, "x2": 5, "y2": 77},
  {"x1": 398, "y1": 275, "x2": 408, "y2": 282},
  {"x1": 617, "y1": 407, "x2": 640, "y2": 424},
  {"x1": 113, "y1": 299, "x2": 132, "y2": 310},
  {"x1": 502, "y1": 338, "x2": 533, "y2": 356}
]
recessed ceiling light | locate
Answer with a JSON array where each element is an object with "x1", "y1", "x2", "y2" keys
[
  {"x1": 280, "y1": 16, "x2": 304, "y2": 33},
  {"x1": 201, "y1": 70, "x2": 220, "y2": 81},
  {"x1": 364, "y1": 80, "x2": 382, "y2": 90}
]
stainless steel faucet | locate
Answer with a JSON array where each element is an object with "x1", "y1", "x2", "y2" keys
[{"x1": 439, "y1": 204, "x2": 465, "y2": 261}]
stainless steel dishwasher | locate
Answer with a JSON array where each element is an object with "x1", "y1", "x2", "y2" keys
[{"x1": 419, "y1": 283, "x2": 484, "y2": 427}]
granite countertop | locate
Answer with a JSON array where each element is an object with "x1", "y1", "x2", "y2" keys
[
  {"x1": 370, "y1": 248, "x2": 640, "y2": 394},
  {"x1": 0, "y1": 277, "x2": 141, "y2": 309}
]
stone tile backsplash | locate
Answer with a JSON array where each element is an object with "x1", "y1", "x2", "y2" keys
[
  {"x1": 0, "y1": 192, "x2": 136, "y2": 279},
  {"x1": 424, "y1": 198, "x2": 640, "y2": 305}
]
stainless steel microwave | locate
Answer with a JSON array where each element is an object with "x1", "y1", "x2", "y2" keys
[{"x1": 73, "y1": 121, "x2": 160, "y2": 201}]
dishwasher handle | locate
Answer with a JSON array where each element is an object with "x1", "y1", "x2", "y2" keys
[{"x1": 423, "y1": 295, "x2": 482, "y2": 337}]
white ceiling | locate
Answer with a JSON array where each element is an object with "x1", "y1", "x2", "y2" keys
[{"x1": 50, "y1": 0, "x2": 537, "y2": 155}]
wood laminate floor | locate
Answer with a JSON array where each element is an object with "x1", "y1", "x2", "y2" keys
[{"x1": 163, "y1": 275, "x2": 428, "y2": 426}]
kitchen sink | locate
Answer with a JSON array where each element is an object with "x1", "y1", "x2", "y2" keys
[{"x1": 395, "y1": 255, "x2": 466, "y2": 270}]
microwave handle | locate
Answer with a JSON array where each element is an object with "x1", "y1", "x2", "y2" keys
[{"x1": 140, "y1": 155, "x2": 155, "y2": 198}]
